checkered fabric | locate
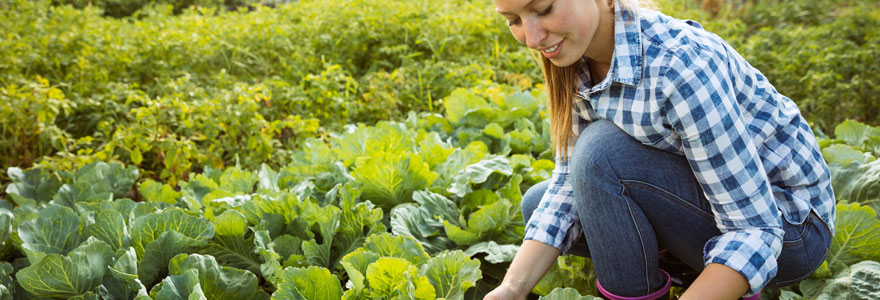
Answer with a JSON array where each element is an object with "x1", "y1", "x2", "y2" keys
[{"x1": 523, "y1": 1, "x2": 836, "y2": 296}]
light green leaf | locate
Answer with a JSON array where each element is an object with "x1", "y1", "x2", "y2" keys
[
  {"x1": 168, "y1": 254, "x2": 270, "y2": 300},
  {"x1": 340, "y1": 249, "x2": 382, "y2": 283},
  {"x1": 449, "y1": 155, "x2": 513, "y2": 198},
  {"x1": 362, "y1": 233, "x2": 430, "y2": 266},
  {"x1": 835, "y1": 120, "x2": 880, "y2": 148},
  {"x1": 351, "y1": 152, "x2": 437, "y2": 211},
  {"x1": 419, "y1": 250, "x2": 481, "y2": 300},
  {"x1": 337, "y1": 122, "x2": 415, "y2": 167},
  {"x1": 827, "y1": 203, "x2": 880, "y2": 273},
  {"x1": 17, "y1": 238, "x2": 114, "y2": 298},
  {"x1": 391, "y1": 203, "x2": 451, "y2": 254},
  {"x1": 334, "y1": 200, "x2": 386, "y2": 264},
  {"x1": 482, "y1": 123, "x2": 505, "y2": 139},
  {"x1": 140, "y1": 179, "x2": 182, "y2": 204},
  {"x1": 18, "y1": 204, "x2": 81, "y2": 263},
  {"x1": 444, "y1": 89, "x2": 489, "y2": 124},
  {"x1": 74, "y1": 162, "x2": 139, "y2": 198},
  {"x1": 212, "y1": 210, "x2": 247, "y2": 238},
  {"x1": 538, "y1": 287, "x2": 601, "y2": 300},
  {"x1": 365, "y1": 257, "x2": 436, "y2": 300},
  {"x1": 417, "y1": 132, "x2": 454, "y2": 170},
  {"x1": 272, "y1": 266, "x2": 343, "y2": 300},
  {"x1": 463, "y1": 241, "x2": 519, "y2": 264},
  {"x1": 219, "y1": 167, "x2": 257, "y2": 195},
  {"x1": 83, "y1": 210, "x2": 130, "y2": 251},
  {"x1": 823, "y1": 144, "x2": 870, "y2": 166}
]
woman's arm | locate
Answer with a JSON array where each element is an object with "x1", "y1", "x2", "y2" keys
[
  {"x1": 484, "y1": 240, "x2": 562, "y2": 300},
  {"x1": 679, "y1": 263, "x2": 750, "y2": 300}
]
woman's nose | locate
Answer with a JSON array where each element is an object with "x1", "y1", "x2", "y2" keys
[{"x1": 522, "y1": 16, "x2": 547, "y2": 49}]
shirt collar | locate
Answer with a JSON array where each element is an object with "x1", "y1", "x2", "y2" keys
[{"x1": 578, "y1": 0, "x2": 644, "y2": 95}]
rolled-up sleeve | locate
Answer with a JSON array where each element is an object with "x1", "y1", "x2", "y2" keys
[
  {"x1": 523, "y1": 141, "x2": 583, "y2": 253},
  {"x1": 661, "y1": 49, "x2": 784, "y2": 297}
]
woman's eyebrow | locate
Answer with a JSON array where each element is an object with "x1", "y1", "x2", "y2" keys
[{"x1": 496, "y1": 0, "x2": 538, "y2": 15}]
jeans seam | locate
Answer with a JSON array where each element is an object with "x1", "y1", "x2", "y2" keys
[
  {"x1": 620, "y1": 179, "x2": 715, "y2": 221},
  {"x1": 622, "y1": 186, "x2": 652, "y2": 295}
]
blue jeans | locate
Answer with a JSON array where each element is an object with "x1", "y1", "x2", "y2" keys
[{"x1": 522, "y1": 120, "x2": 831, "y2": 297}]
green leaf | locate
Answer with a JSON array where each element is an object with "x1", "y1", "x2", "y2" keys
[
  {"x1": 200, "y1": 234, "x2": 261, "y2": 276},
  {"x1": 418, "y1": 132, "x2": 455, "y2": 170},
  {"x1": 334, "y1": 200, "x2": 387, "y2": 265},
  {"x1": 253, "y1": 230, "x2": 283, "y2": 284},
  {"x1": 16, "y1": 238, "x2": 114, "y2": 298},
  {"x1": 131, "y1": 209, "x2": 215, "y2": 259},
  {"x1": 800, "y1": 260, "x2": 880, "y2": 300},
  {"x1": 482, "y1": 123, "x2": 505, "y2": 139},
  {"x1": 362, "y1": 233, "x2": 430, "y2": 266},
  {"x1": 366, "y1": 257, "x2": 435, "y2": 300},
  {"x1": 99, "y1": 247, "x2": 149, "y2": 300},
  {"x1": 5, "y1": 167, "x2": 62, "y2": 205},
  {"x1": 351, "y1": 152, "x2": 437, "y2": 211},
  {"x1": 835, "y1": 120, "x2": 880, "y2": 148},
  {"x1": 823, "y1": 144, "x2": 870, "y2": 166},
  {"x1": 83, "y1": 210, "x2": 130, "y2": 252},
  {"x1": 340, "y1": 250, "x2": 380, "y2": 300},
  {"x1": 18, "y1": 204, "x2": 81, "y2": 263},
  {"x1": 212, "y1": 210, "x2": 247, "y2": 238},
  {"x1": 504, "y1": 91, "x2": 539, "y2": 114},
  {"x1": 391, "y1": 203, "x2": 451, "y2": 254},
  {"x1": 140, "y1": 179, "x2": 182, "y2": 204},
  {"x1": 153, "y1": 269, "x2": 207, "y2": 300},
  {"x1": 272, "y1": 266, "x2": 343, "y2": 300},
  {"x1": 139, "y1": 231, "x2": 211, "y2": 287},
  {"x1": 827, "y1": 203, "x2": 880, "y2": 273},
  {"x1": 75, "y1": 162, "x2": 139, "y2": 198},
  {"x1": 337, "y1": 122, "x2": 415, "y2": 167},
  {"x1": 434, "y1": 143, "x2": 489, "y2": 190},
  {"x1": 538, "y1": 287, "x2": 601, "y2": 300},
  {"x1": 302, "y1": 205, "x2": 341, "y2": 268},
  {"x1": 463, "y1": 241, "x2": 519, "y2": 264},
  {"x1": 448, "y1": 155, "x2": 513, "y2": 198},
  {"x1": 829, "y1": 161, "x2": 880, "y2": 214},
  {"x1": 219, "y1": 167, "x2": 257, "y2": 195},
  {"x1": 419, "y1": 250, "x2": 482, "y2": 300},
  {"x1": 444, "y1": 89, "x2": 489, "y2": 125},
  {"x1": 168, "y1": 254, "x2": 270, "y2": 300}
]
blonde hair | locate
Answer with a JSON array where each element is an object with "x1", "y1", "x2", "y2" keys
[{"x1": 543, "y1": 0, "x2": 652, "y2": 158}]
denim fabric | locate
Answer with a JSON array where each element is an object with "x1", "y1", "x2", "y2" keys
[{"x1": 521, "y1": 120, "x2": 831, "y2": 297}]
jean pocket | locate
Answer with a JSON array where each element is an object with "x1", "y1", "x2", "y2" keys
[{"x1": 781, "y1": 215, "x2": 811, "y2": 246}]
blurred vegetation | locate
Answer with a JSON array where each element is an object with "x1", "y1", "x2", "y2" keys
[{"x1": 0, "y1": 0, "x2": 877, "y2": 185}]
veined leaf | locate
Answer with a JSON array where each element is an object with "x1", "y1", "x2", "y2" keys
[
  {"x1": 152, "y1": 269, "x2": 207, "y2": 300},
  {"x1": 140, "y1": 179, "x2": 182, "y2": 204},
  {"x1": 18, "y1": 204, "x2": 81, "y2": 263},
  {"x1": 444, "y1": 89, "x2": 489, "y2": 125},
  {"x1": 419, "y1": 250, "x2": 481, "y2": 300},
  {"x1": 362, "y1": 233, "x2": 430, "y2": 266},
  {"x1": 5, "y1": 167, "x2": 62, "y2": 205},
  {"x1": 827, "y1": 203, "x2": 880, "y2": 273},
  {"x1": 539, "y1": 287, "x2": 602, "y2": 300},
  {"x1": 83, "y1": 210, "x2": 130, "y2": 252},
  {"x1": 448, "y1": 155, "x2": 513, "y2": 198},
  {"x1": 351, "y1": 152, "x2": 437, "y2": 211},
  {"x1": 366, "y1": 257, "x2": 435, "y2": 300},
  {"x1": 168, "y1": 254, "x2": 270, "y2": 300},
  {"x1": 272, "y1": 266, "x2": 343, "y2": 300},
  {"x1": 463, "y1": 241, "x2": 519, "y2": 264},
  {"x1": 829, "y1": 161, "x2": 880, "y2": 214},
  {"x1": 17, "y1": 238, "x2": 114, "y2": 298}
]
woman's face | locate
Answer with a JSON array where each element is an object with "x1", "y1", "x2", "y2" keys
[{"x1": 493, "y1": 0, "x2": 605, "y2": 67}]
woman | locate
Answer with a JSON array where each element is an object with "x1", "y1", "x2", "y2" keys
[{"x1": 484, "y1": 0, "x2": 835, "y2": 299}]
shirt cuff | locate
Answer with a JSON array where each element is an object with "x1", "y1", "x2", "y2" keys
[
  {"x1": 523, "y1": 208, "x2": 581, "y2": 253},
  {"x1": 703, "y1": 229, "x2": 784, "y2": 296}
]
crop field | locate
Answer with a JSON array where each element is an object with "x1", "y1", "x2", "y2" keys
[{"x1": 0, "y1": 0, "x2": 878, "y2": 299}]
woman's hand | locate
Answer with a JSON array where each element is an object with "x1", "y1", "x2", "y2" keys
[
  {"x1": 483, "y1": 240, "x2": 562, "y2": 300},
  {"x1": 483, "y1": 282, "x2": 527, "y2": 300}
]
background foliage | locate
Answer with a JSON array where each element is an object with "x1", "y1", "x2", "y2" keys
[{"x1": 1, "y1": 0, "x2": 879, "y2": 299}]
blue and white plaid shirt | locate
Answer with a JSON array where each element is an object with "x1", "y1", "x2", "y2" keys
[{"x1": 523, "y1": 2, "x2": 836, "y2": 296}]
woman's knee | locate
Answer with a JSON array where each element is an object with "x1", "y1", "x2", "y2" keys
[
  {"x1": 521, "y1": 180, "x2": 550, "y2": 224},
  {"x1": 570, "y1": 120, "x2": 634, "y2": 182}
]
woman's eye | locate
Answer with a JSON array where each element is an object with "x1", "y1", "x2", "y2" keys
[{"x1": 537, "y1": 4, "x2": 553, "y2": 16}]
